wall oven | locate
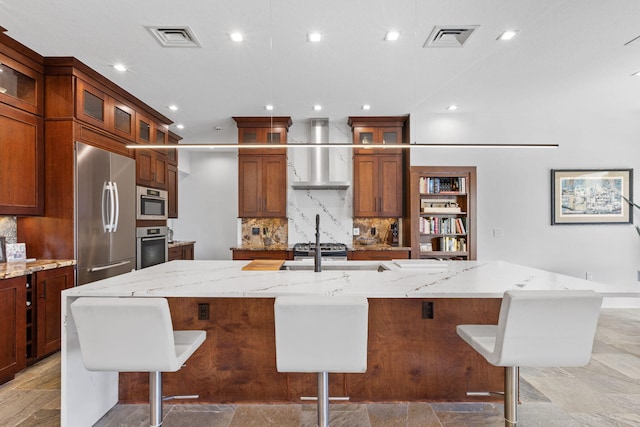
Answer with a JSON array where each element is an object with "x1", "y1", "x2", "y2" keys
[
  {"x1": 136, "y1": 186, "x2": 168, "y2": 220},
  {"x1": 136, "y1": 226, "x2": 168, "y2": 270}
]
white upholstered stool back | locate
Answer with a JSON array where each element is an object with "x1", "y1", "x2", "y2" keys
[
  {"x1": 274, "y1": 295, "x2": 368, "y2": 427},
  {"x1": 274, "y1": 295, "x2": 368, "y2": 373},
  {"x1": 70, "y1": 297, "x2": 206, "y2": 427}
]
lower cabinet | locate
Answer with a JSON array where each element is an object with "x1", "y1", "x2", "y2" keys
[
  {"x1": 349, "y1": 250, "x2": 410, "y2": 261},
  {"x1": 232, "y1": 249, "x2": 293, "y2": 260},
  {"x1": 34, "y1": 266, "x2": 74, "y2": 360},
  {"x1": 0, "y1": 276, "x2": 26, "y2": 384},
  {"x1": 168, "y1": 243, "x2": 195, "y2": 261}
]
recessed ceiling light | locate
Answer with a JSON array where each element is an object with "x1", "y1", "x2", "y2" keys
[
  {"x1": 447, "y1": 104, "x2": 458, "y2": 111},
  {"x1": 113, "y1": 63, "x2": 127, "y2": 72},
  {"x1": 229, "y1": 32, "x2": 243, "y2": 42},
  {"x1": 265, "y1": 104, "x2": 274, "y2": 111},
  {"x1": 168, "y1": 105, "x2": 178, "y2": 111},
  {"x1": 313, "y1": 104, "x2": 322, "y2": 111},
  {"x1": 362, "y1": 104, "x2": 371, "y2": 110},
  {"x1": 385, "y1": 31, "x2": 400, "y2": 41},
  {"x1": 308, "y1": 32, "x2": 322, "y2": 42},
  {"x1": 497, "y1": 30, "x2": 518, "y2": 41},
  {"x1": 176, "y1": 124, "x2": 184, "y2": 129}
]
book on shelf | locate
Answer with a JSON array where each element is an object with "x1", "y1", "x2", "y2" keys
[
  {"x1": 419, "y1": 216, "x2": 466, "y2": 235},
  {"x1": 419, "y1": 176, "x2": 466, "y2": 194},
  {"x1": 438, "y1": 236, "x2": 467, "y2": 252}
]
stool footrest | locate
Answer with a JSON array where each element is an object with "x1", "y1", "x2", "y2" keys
[
  {"x1": 300, "y1": 396, "x2": 350, "y2": 401},
  {"x1": 163, "y1": 394, "x2": 199, "y2": 401}
]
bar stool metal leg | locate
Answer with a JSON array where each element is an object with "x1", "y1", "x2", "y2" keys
[
  {"x1": 150, "y1": 371, "x2": 163, "y2": 427},
  {"x1": 504, "y1": 366, "x2": 518, "y2": 427},
  {"x1": 317, "y1": 371, "x2": 329, "y2": 427}
]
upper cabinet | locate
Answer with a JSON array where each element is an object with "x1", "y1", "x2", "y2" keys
[
  {"x1": 0, "y1": 40, "x2": 45, "y2": 216},
  {"x1": 234, "y1": 117, "x2": 291, "y2": 218},
  {"x1": 167, "y1": 131, "x2": 181, "y2": 218},
  {"x1": 349, "y1": 116, "x2": 408, "y2": 218},
  {"x1": 75, "y1": 79, "x2": 136, "y2": 141}
]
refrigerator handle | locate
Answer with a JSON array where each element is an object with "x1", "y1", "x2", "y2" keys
[
  {"x1": 108, "y1": 181, "x2": 116, "y2": 233},
  {"x1": 101, "y1": 182, "x2": 110, "y2": 232},
  {"x1": 112, "y1": 181, "x2": 120, "y2": 232}
]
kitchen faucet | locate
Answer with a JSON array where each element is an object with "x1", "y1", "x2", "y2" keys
[{"x1": 315, "y1": 214, "x2": 321, "y2": 272}]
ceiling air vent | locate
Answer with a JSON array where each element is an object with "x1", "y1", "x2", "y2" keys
[
  {"x1": 146, "y1": 26, "x2": 202, "y2": 48},
  {"x1": 424, "y1": 25, "x2": 479, "y2": 48}
]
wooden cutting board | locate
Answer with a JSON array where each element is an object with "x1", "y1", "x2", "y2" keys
[{"x1": 241, "y1": 259, "x2": 285, "y2": 271}]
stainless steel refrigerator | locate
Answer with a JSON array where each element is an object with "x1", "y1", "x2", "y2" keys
[{"x1": 75, "y1": 142, "x2": 136, "y2": 285}]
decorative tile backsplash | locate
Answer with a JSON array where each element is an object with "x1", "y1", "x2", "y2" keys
[
  {"x1": 241, "y1": 218, "x2": 288, "y2": 248},
  {"x1": 352, "y1": 218, "x2": 401, "y2": 247},
  {"x1": 0, "y1": 216, "x2": 17, "y2": 243}
]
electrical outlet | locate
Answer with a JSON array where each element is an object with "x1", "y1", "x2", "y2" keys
[
  {"x1": 252, "y1": 227, "x2": 260, "y2": 235},
  {"x1": 371, "y1": 227, "x2": 376, "y2": 236},
  {"x1": 198, "y1": 303, "x2": 210, "y2": 320},
  {"x1": 422, "y1": 301, "x2": 434, "y2": 319},
  {"x1": 353, "y1": 227, "x2": 360, "y2": 236},
  {"x1": 585, "y1": 272, "x2": 593, "y2": 281}
]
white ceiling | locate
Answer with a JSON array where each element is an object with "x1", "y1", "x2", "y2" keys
[{"x1": 2, "y1": 0, "x2": 640, "y2": 144}]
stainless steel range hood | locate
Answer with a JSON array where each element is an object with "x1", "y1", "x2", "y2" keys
[{"x1": 291, "y1": 118, "x2": 350, "y2": 190}]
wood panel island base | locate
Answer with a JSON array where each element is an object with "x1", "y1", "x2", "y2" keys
[
  {"x1": 119, "y1": 297, "x2": 503, "y2": 403},
  {"x1": 61, "y1": 260, "x2": 640, "y2": 426}
]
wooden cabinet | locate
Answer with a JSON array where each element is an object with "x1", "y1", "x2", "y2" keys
[
  {"x1": 232, "y1": 249, "x2": 293, "y2": 260},
  {"x1": 350, "y1": 116, "x2": 408, "y2": 219},
  {"x1": 410, "y1": 166, "x2": 476, "y2": 260},
  {"x1": 167, "y1": 131, "x2": 180, "y2": 218},
  {"x1": 33, "y1": 266, "x2": 73, "y2": 359},
  {"x1": 353, "y1": 155, "x2": 403, "y2": 217},
  {"x1": 238, "y1": 156, "x2": 287, "y2": 217},
  {"x1": 136, "y1": 149, "x2": 167, "y2": 189},
  {"x1": 348, "y1": 249, "x2": 410, "y2": 261},
  {"x1": 0, "y1": 276, "x2": 26, "y2": 384},
  {"x1": 76, "y1": 79, "x2": 136, "y2": 141},
  {"x1": 168, "y1": 243, "x2": 194, "y2": 261},
  {"x1": 235, "y1": 117, "x2": 291, "y2": 218},
  {"x1": 0, "y1": 103, "x2": 44, "y2": 215},
  {"x1": 0, "y1": 45, "x2": 45, "y2": 216}
]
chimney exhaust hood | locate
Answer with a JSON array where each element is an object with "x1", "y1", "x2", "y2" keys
[{"x1": 291, "y1": 118, "x2": 350, "y2": 190}]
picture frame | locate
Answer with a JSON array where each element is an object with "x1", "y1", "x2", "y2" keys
[
  {"x1": 0, "y1": 237, "x2": 5, "y2": 263},
  {"x1": 551, "y1": 169, "x2": 633, "y2": 225}
]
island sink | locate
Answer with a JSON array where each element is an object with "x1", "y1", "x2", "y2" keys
[{"x1": 280, "y1": 261, "x2": 389, "y2": 272}]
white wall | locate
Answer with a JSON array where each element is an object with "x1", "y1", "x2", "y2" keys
[
  {"x1": 171, "y1": 109, "x2": 640, "y2": 301},
  {"x1": 411, "y1": 109, "x2": 640, "y2": 293},
  {"x1": 170, "y1": 150, "x2": 238, "y2": 260}
]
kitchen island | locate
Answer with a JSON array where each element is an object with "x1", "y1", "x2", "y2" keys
[{"x1": 61, "y1": 260, "x2": 640, "y2": 426}]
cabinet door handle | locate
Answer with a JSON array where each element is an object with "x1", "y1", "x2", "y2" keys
[{"x1": 40, "y1": 282, "x2": 46, "y2": 299}]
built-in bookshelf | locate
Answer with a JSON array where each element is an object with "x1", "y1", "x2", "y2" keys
[{"x1": 410, "y1": 166, "x2": 476, "y2": 260}]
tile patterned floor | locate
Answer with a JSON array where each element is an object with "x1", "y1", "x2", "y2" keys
[{"x1": 1, "y1": 308, "x2": 639, "y2": 426}]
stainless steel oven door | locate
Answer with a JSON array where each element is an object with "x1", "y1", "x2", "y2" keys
[{"x1": 136, "y1": 226, "x2": 168, "y2": 269}]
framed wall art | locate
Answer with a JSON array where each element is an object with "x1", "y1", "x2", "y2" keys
[{"x1": 551, "y1": 169, "x2": 633, "y2": 225}]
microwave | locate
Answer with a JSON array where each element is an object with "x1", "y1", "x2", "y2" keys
[{"x1": 136, "y1": 186, "x2": 168, "y2": 220}]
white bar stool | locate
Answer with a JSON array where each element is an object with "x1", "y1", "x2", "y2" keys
[
  {"x1": 70, "y1": 297, "x2": 206, "y2": 427},
  {"x1": 456, "y1": 290, "x2": 602, "y2": 427},
  {"x1": 274, "y1": 295, "x2": 368, "y2": 427}
]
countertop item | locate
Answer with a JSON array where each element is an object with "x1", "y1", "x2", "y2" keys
[
  {"x1": 241, "y1": 259, "x2": 285, "y2": 271},
  {"x1": 0, "y1": 259, "x2": 76, "y2": 280},
  {"x1": 62, "y1": 259, "x2": 640, "y2": 299}
]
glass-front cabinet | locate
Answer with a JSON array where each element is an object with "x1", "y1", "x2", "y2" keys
[{"x1": 0, "y1": 54, "x2": 43, "y2": 115}]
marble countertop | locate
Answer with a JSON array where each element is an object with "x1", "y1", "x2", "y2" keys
[
  {"x1": 62, "y1": 259, "x2": 640, "y2": 299},
  {"x1": 1, "y1": 259, "x2": 76, "y2": 279},
  {"x1": 231, "y1": 244, "x2": 411, "y2": 251},
  {"x1": 168, "y1": 240, "x2": 196, "y2": 249}
]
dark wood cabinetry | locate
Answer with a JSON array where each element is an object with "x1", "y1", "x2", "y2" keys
[
  {"x1": 234, "y1": 117, "x2": 291, "y2": 218},
  {"x1": 238, "y1": 155, "x2": 287, "y2": 217},
  {"x1": 410, "y1": 166, "x2": 477, "y2": 260},
  {"x1": 34, "y1": 266, "x2": 74, "y2": 359},
  {"x1": 350, "y1": 116, "x2": 408, "y2": 219},
  {"x1": 167, "y1": 131, "x2": 180, "y2": 218},
  {"x1": 136, "y1": 149, "x2": 168, "y2": 189},
  {"x1": 168, "y1": 243, "x2": 194, "y2": 261},
  {"x1": 353, "y1": 155, "x2": 403, "y2": 217},
  {"x1": 0, "y1": 276, "x2": 26, "y2": 384},
  {"x1": 0, "y1": 40, "x2": 45, "y2": 216},
  {"x1": 348, "y1": 249, "x2": 409, "y2": 260},
  {"x1": 232, "y1": 249, "x2": 293, "y2": 260}
]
